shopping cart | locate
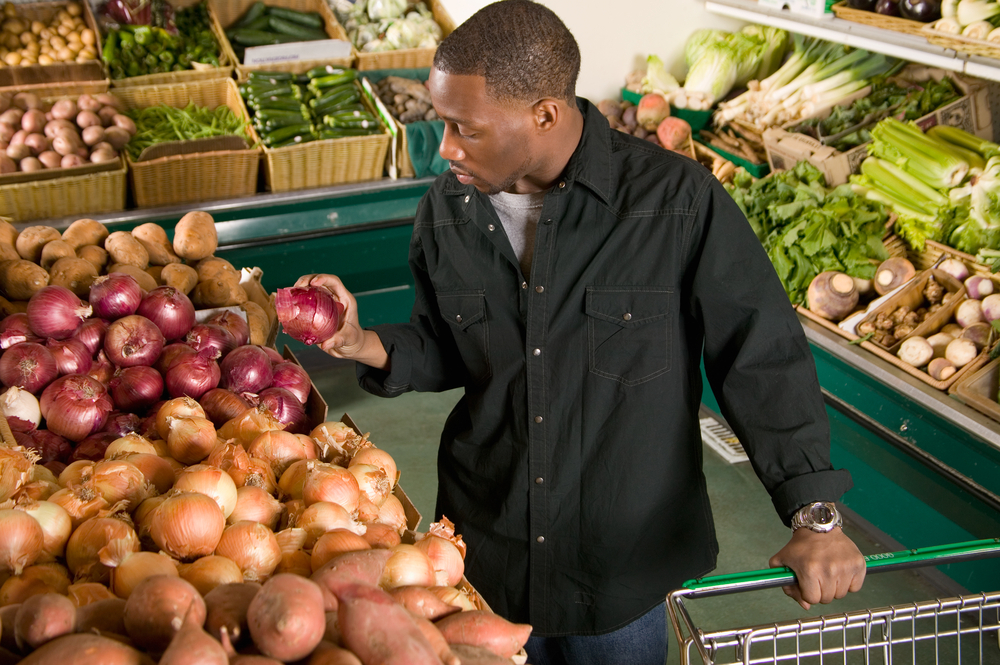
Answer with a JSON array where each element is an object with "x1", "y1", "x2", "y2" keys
[{"x1": 668, "y1": 539, "x2": 1000, "y2": 665}]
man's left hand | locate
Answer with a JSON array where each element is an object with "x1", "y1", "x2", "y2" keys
[{"x1": 769, "y1": 528, "x2": 866, "y2": 610}]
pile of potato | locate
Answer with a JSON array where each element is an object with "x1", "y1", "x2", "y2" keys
[{"x1": 0, "y1": 2, "x2": 97, "y2": 67}]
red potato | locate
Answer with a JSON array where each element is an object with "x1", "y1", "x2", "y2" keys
[
  {"x1": 38, "y1": 151, "x2": 61, "y2": 169},
  {"x1": 311, "y1": 549, "x2": 394, "y2": 611},
  {"x1": 49, "y1": 100, "x2": 78, "y2": 121},
  {"x1": 20, "y1": 110, "x2": 46, "y2": 135},
  {"x1": 44, "y1": 120, "x2": 76, "y2": 139},
  {"x1": 449, "y1": 644, "x2": 516, "y2": 664},
  {"x1": 204, "y1": 582, "x2": 261, "y2": 647},
  {"x1": 8, "y1": 130, "x2": 26, "y2": 147},
  {"x1": 247, "y1": 574, "x2": 325, "y2": 661},
  {"x1": 14, "y1": 593, "x2": 76, "y2": 651},
  {"x1": 76, "y1": 111, "x2": 101, "y2": 129},
  {"x1": 112, "y1": 115, "x2": 137, "y2": 136},
  {"x1": 6, "y1": 144, "x2": 29, "y2": 161},
  {"x1": 307, "y1": 641, "x2": 363, "y2": 665},
  {"x1": 61, "y1": 154, "x2": 85, "y2": 168},
  {"x1": 434, "y1": 610, "x2": 532, "y2": 659},
  {"x1": 389, "y1": 585, "x2": 461, "y2": 621},
  {"x1": 20, "y1": 157, "x2": 43, "y2": 172},
  {"x1": 104, "y1": 127, "x2": 130, "y2": 151},
  {"x1": 158, "y1": 605, "x2": 228, "y2": 665},
  {"x1": 90, "y1": 148, "x2": 118, "y2": 164},
  {"x1": 98, "y1": 106, "x2": 119, "y2": 127},
  {"x1": 75, "y1": 597, "x2": 127, "y2": 636},
  {"x1": 0, "y1": 123, "x2": 15, "y2": 142},
  {"x1": 335, "y1": 582, "x2": 441, "y2": 665},
  {"x1": 0, "y1": 647, "x2": 18, "y2": 665},
  {"x1": 77, "y1": 95, "x2": 102, "y2": 113},
  {"x1": 81, "y1": 125, "x2": 105, "y2": 147},
  {"x1": 0, "y1": 109, "x2": 23, "y2": 126},
  {"x1": 23, "y1": 133, "x2": 48, "y2": 155},
  {"x1": 123, "y1": 575, "x2": 206, "y2": 653},
  {"x1": 323, "y1": 610, "x2": 342, "y2": 645},
  {"x1": 17, "y1": 633, "x2": 155, "y2": 665},
  {"x1": 94, "y1": 94, "x2": 123, "y2": 111},
  {"x1": 0, "y1": 155, "x2": 14, "y2": 174}
]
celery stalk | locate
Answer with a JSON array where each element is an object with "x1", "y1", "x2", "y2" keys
[
  {"x1": 927, "y1": 124, "x2": 1000, "y2": 160},
  {"x1": 870, "y1": 117, "x2": 970, "y2": 189}
]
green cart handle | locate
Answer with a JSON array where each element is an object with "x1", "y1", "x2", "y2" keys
[{"x1": 679, "y1": 537, "x2": 1000, "y2": 599}]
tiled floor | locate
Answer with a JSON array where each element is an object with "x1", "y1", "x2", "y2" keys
[{"x1": 297, "y1": 346, "x2": 1000, "y2": 665}]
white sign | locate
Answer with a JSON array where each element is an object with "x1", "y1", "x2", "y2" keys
[{"x1": 243, "y1": 39, "x2": 353, "y2": 66}]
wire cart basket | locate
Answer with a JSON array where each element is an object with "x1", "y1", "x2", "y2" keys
[{"x1": 668, "y1": 539, "x2": 1000, "y2": 665}]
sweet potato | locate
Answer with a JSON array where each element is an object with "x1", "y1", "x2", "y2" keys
[
  {"x1": 77, "y1": 245, "x2": 109, "y2": 272},
  {"x1": 195, "y1": 257, "x2": 238, "y2": 283},
  {"x1": 0, "y1": 220, "x2": 18, "y2": 247},
  {"x1": 158, "y1": 604, "x2": 228, "y2": 665},
  {"x1": 0, "y1": 605, "x2": 18, "y2": 652},
  {"x1": 14, "y1": 593, "x2": 76, "y2": 651},
  {"x1": 413, "y1": 615, "x2": 460, "y2": 665},
  {"x1": 160, "y1": 264, "x2": 198, "y2": 294},
  {"x1": 62, "y1": 219, "x2": 109, "y2": 251},
  {"x1": 39, "y1": 240, "x2": 75, "y2": 272},
  {"x1": 335, "y1": 583, "x2": 441, "y2": 665},
  {"x1": 307, "y1": 641, "x2": 363, "y2": 665},
  {"x1": 109, "y1": 264, "x2": 157, "y2": 293},
  {"x1": 173, "y1": 211, "x2": 217, "y2": 261},
  {"x1": 311, "y1": 549, "x2": 394, "y2": 612},
  {"x1": 0, "y1": 244, "x2": 18, "y2": 263},
  {"x1": 231, "y1": 656, "x2": 285, "y2": 665},
  {"x1": 192, "y1": 275, "x2": 246, "y2": 308},
  {"x1": 105, "y1": 232, "x2": 149, "y2": 269},
  {"x1": 123, "y1": 576, "x2": 206, "y2": 653},
  {"x1": 204, "y1": 582, "x2": 261, "y2": 647},
  {"x1": 247, "y1": 574, "x2": 325, "y2": 662},
  {"x1": 75, "y1": 597, "x2": 127, "y2": 636},
  {"x1": 389, "y1": 586, "x2": 462, "y2": 621},
  {"x1": 241, "y1": 301, "x2": 271, "y2": 346},
  {"x1": 0, "y1": 260, "x2": 49, "y2": 300},
  {"x1": 323, "y1": 610, "x2": 342, "y2": 645},
  {"x1": 131, "y1": 223, "x2": 180, "y2": 267},
  {"x1": 434, "y1": 610, "x2": 532, "y2": 659},
  {"x1": 15, "y1": 226, "x2": 60, "y2": 263},
  {"x1": 449, "y1": 644, "x2": 514, "y2": 664},
  {"x1": 18, "y1": 634, "x2": 155, "y2": 665},
  {"x1": 49, "y1": 257, "x2": 98, "y2": 298},
  {"x1": 0, "y1": 647, "x2": 18, "y2": 665}
]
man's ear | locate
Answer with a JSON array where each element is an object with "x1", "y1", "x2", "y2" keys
[{"x1": 533, "y1": 99, "x2": 561, "y2": 133}]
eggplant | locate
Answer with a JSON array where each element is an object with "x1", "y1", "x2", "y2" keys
[
  {"x1": 848, "y1": 0, "x2": 878, "y2": 11},
  {"x1": 900, "y1": 0, "x2": 941, "y2": 20},
  {"x1": 875, "y1": 0, "x2": 901, "y2": 15}
]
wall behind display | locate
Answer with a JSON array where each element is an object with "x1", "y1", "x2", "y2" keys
[{"x1": 443, "y1": 0, "x2": 746, "y2": 101}]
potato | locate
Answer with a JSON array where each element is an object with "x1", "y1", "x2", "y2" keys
[
  {"x1": 105, "y1": 231, "x2": 148, "y2": 269},
  {"x1": 192, "y1": 277, "x2": 246, "y2": 309},
  {"x1": 61, "y1": 218, "x2": 108, "y2": 250},
  {"x1": 0, "y1": 259, "x2": 49, "y2": 300},
  {"x1": 49, "y1": 257, "x2": 97, "y2": 297},
  {"x1": 109, "y1": 264, "x2": 157, "y2": 292},
  {"x1": 39, "y1": 239, "x2": 75, "y2": 271},
  {"x1": 131, "y1": 223, "x2": 180, "y2": 266},
  {"x1": 76, "y1": 244, "x2": 108, "y2": 272},
  {"x1": 195, "y1": 256, "x2": 237, "y2": 282},
  {"x1": 15, "y1": 226, "x2": 61, "y2": 263},
  {"x1": 0, "y1": 242, "x2": 18, "y2": 262},
  {"x1": 241, "y1": 301, "x2": 271, "y2": 346},
  {"x1": 173, "y1": 211, "x2": 217, "y2": 261},
  {"x1": 240, "y1": 268, "x2": 277, "y2": 336},
  {"x1": 160, "y1": 263, "x2": 198, "y2": 294},
  {"x1": 145, "y1": 265, "x2": 163, "y2": 285},
  {"x1": 0, "y1": 219, "x2": 20, "y2": 246}
]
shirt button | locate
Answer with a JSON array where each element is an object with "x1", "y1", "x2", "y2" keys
[
  {"x1": 559, "y1": 181, "x2": 565, "y2": 188},
  {"x1": 533, "y1": 348, "x2": 541, "y2": 356},
  {"x1": 488, "y1": 224, "x2": 495, "y2": 231},
  {"x1": 534, "y1": 416, "x2": 543, "y2": 423},
  {"x1": 455, "y1": 314, "x2": 463, "y2": 323},
  {"x1": 535, "y1": 477, "x2": 544, "y2": 484},
  {"x1": 537, "y1": 536, "x2": 545, "y2": 543},
  {"x1": 521, "y1": 282, "x2": 527, "y2": 289},
  {"x1": 535, "y1": 286, "x2": 544, "y2": 293},
  {"x1": 623, "y1": 312, "x2": 632, "y2": 321},
  {"x1": 464, "y1": 195, "x2": 470, "y2": 203}
]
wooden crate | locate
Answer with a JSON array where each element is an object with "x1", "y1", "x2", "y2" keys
[
  {"x1": 344, "y1": 0, "x2": 455, "y2": 71},
  {"x1": 113, "y1": 78, "x2": 260, "y2": 207}
]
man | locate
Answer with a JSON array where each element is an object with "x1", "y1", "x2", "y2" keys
[{"x1": 297, "y1": 2, "x2": 866, "y2": 662}]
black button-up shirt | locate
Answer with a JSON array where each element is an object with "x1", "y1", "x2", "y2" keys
[{"x1": 357, "y1": 99, "x2": 853, "y2": 636}]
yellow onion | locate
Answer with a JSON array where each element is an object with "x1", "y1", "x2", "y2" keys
[
  {"x1": 247, "y1": 429, "x2": 317, "y2": 478},
  {"x1": 178, "y1": 554, "x2": 244, "y2": 596},
  {"x1": 133, "y1": 494, "x2": 166, "y2": 547},
  {"x1": 16, "y1": 499, "x2": 72, "y2": 561},
  {"x1": 123, "y1": 453, "x2": 175, "y2": 495},
  {"x1": 357, "y1": 496, "x2": 380, "y2": 523},
  {"x1": 0, "y1": 446, "x2": 35, "y2": 502},
  {"x1": 430, "y1": 585, "x2": 479, "y2": 611},
  {"x1": 174, "y1": 464, "x2": 238, "y2": 519},
  {"x1": 229, "y1": 486, "x2": 282, "y2": 530},
  {"x1": 215, "y1": 520, "x2": 281, "y2": 583},
  {"x1": 151, "y1": 439, "x2": 170, "y2": 457},
  {"x1": 99, "y1": 537, "x2": 177, "y2": 598},
  {"x1": 150, "y1": 490, "x2": 225, "y2": 561},
  {"x1": 374, "y1": 493, "x2": 407, "y2": 535},
  {"x1": 302, "y1": 464, "x2": 360, "y2": 513},
  {"x1": 348, "y1": 463, "x2": 390, "y2": 509},
  {"x1": 311, "y1": 529, "x2": 370, "y2": 572},
  {"x1": 218, "y1": 404, "x2": 284, "y2": 447},
  {"x1": 0, "y1": 561, "x2": 71, "y2": 604},
  {"x1": 297, "y1": 501, "x2": 365, "y2": 548},
  {"x1": 166, "y1": 415, "x2": 218, "y2": 465},
  {"x1": 277, "y1": 460, "x2": 314, "y2": 500},
  {"x1": 104, "y1": 433, "x2": 157, "y2": 458},
  {"x1": 310, "y1": 421, "x2": 364, "y2": 466},
  {"x1": 91, "y1": 459, "x2": 147, "y2": 507},
  {"x1": 227, "y1": 454, "x2": 278, "y2": 496},
  {"x1": 67, "y1": 581, "x2": 116, "y2": 607},
  {"x1": 275, "y1": 527, "x2": 308, "y2": 554},
  {"x1": 379, "y1": 543, "x2": 436, "y2": 590},
  {"x1": 281, "y1": 499, "x2": 306, "y2": 530},
  {"x1": 48, "y1": 482, "x2": 109, "y2": 529},
  {"x1": 65, "y1": 504, "x2": 139, "y2": 583},
  {"x1": 0, "y1": 509, "x2": 43, "y2": 575},
  {"x1": 163, "y1": 456, "x2": 185, "y2": 479},
  {"x1": 362, "y1": 522, "x2": 402, "y2": 549},
  {"x1": 351, "y1": 446, "x2": 398, "y2": 490},
  {"x1": 206, "y1": 439, "x2": 249, "y2": 473},
  {"x1": 155, "y1": 396, "x2": 206, "y2": 440},
  {"x1": 30, "y1": 464, "x2": 59, "y2": 487},
  {"x1": 58, "y1": 460, "x2": 95, "y2": 488},
  {"x1": 415, "y1": 536, "x2": 465, "y2": 587},
  {"x1": 276, "y1": 548, "x2": 312, "y2": 577},
  {"x1": 15, "y1": 481, "x2": 56, "y2": 502}
]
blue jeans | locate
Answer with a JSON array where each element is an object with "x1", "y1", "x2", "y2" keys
[{"x1": 524, "y1": 603, "x2": 668, "y2": 665}]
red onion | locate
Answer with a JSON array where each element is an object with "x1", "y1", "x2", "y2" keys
[
  {"x1": 165, "y1": 351, "x2": 221, "y2": 400},
  {"x1": 89, "y1": 273, "x2": 142, "y2": 320},
  {"x1": 103, "y1": 411, "x2": 144, "y2": 438},
  {"x1": 220, "y1": 346, "x2": 273, "y2": 394},
  {"x1": 69, "y1": 432, "x2": 117, "y2": 461},
  {"x1": 261, "y1": 346, "x2": 284, "y2": 364},
  {"x1": 0, "y1": 342, "x2": 58, "y2": 394},
  {"x1": 275, "y1": 286, "x2": 344, "y2": 345},
  {"x1": 257, "y1": 387, "x2": 308, "y2": 433},
  {"x1": 155, "y1": 343, "x2": 197, "y2": 374},
  {"x1": 72, "y1": 318, "x2": 109, "y2": 356},
  {"x1": 185, "y1": 323, "x2": 237, "y2": 360},
  {"x1": 86, "y1": 350, "x2": 116, "y2": 386},
  {"x1": 109, "y1": 366, "x2": 164, "y2": 412},
  {"x1": 270, "y1": 362, "x2": 311, "y2": 404},
  {"x1": 26, "y1": 285, "x2": 93, "y2": 340},
  {"x1": 205, "y1": 310, "x2": 250, "y2": 347},
  {"x1": 47, "y1": 338, "x2": 93, "y2": 376},
  {"x1": 136, "y1": 286, "x2": 196, "y2": 341},
  {"x1": 39, "y1": 374, "x2": 113, "y2": 442},
  {"x1": 105, "y1": 315, "x2": 165, "y2": 367},
  {"x1": 14, "y1": 429, "x2": 72, "y2": 463},
  {"x1": 199, "y1": 388, "x2": 252, "y2": 427},
  {"x1": 0, "y1": 313, "x2": 42, "y2": 349}
]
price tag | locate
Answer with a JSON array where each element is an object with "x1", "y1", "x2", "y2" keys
[{"x1": 243, "y1": 39, "x2": 352, "y2": 66}]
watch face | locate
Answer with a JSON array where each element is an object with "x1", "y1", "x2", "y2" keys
[{"x1": 810, "y1": 503, "x2": 835, "y2": 525}]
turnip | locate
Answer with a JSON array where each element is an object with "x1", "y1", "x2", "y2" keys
[
  {"x1": 807, "y1": 271, "x2": 858, "y2": 321},
  {"x1": 962, "y1": 322, "x2": 991, "y2": 350},
  {"x1": 964, "y1": 275, "x2": 994, "y2": 300},
  {"x1": 898, "y1": 337, "x2": 934, "y2": 368},
  {"x1": 955, "y1": 299, "x2": 985, "y2": 328},
  {"x1": 636, "y1": 93, "x2": 670, "y2": 131},
  {"x1": 873, "y1": 258, "x2": 916, "y2": 295},
  {"x1": 981, "y1": 294, "x2": 1000, "y2": 322},
  {"x1": 945, "y1": 337, "x2": 978, "y2": 368},
  {"x1": 941, "y1": 323, "x2": 963, "y2": 337},
  {"x1": 927, "y1": 331, "x2": 954, "y2": 359},
  {"x1": 937, "y1": 258, "x2": 969, "y2": 282},
  {"x1": 927, "y1": 358, "x2": 957, "y2": 381},
  {"x1": 852, "y1": 276, "x2": 874, "y2": 297}
]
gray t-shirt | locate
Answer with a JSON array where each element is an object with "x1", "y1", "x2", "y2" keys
[{"x1": 489, "y1": 190, "x2": 547, "y2": 278}]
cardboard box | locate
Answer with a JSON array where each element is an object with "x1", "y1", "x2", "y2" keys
[{"x1": 763, "y1": 70, "x2": 992, "y2": 185}]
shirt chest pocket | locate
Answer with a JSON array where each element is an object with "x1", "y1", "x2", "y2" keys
[
  {"x1": 586, "y1": 287, "x2": 673, "y2": 386},
  {"x1": 437, "y1": 290, "x2": 492, "y2": 386}
]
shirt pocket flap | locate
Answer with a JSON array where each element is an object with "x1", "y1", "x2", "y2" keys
[
  {"x1": 585, "y1": 287, "x2": 673, "y2": 328},
  {"x1": 437, "y1": 291, "x2": 486, "y2": 331}
]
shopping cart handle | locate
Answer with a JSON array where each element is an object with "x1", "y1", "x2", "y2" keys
[{"x1": 679, "y1": 537, "x2": 1000, "y2": 598}]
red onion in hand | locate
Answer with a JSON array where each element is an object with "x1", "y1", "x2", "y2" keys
[
  {"x1": 105, "y1": 315, "x2": 164, "y2": 367},
  {"x1": 14, "y1": 428, "x2": 72, "y2": 463},
  {"x1": 205, "y1": 310, "x2": 250, "y2": 347},
  {"x1": 0, "y1": 342, "x2": 58, "y2": 393},
  {"x1": 0, "y1": 313, "x2": 42, "y2": 349},
  {"x1": 47, "y1": 338, "x2": 92, "y2": 376},
  {"x1": 275, "y1": 286, "x2": 344, "y2": 345},
  {"x1": 220, "y1": 345, "x2": 273, "y2": 394},
  {"x1": 109, "y1": 365, "x2": 164, "y2": 412},
  {"x1": 270, "y1": 362, "x2": 311, "y2": 404},
  {"x1": 71, "y1": 318, "x2": 108, "y2": 356},
  {"x1": 89, "y1": 273, "x2": 142, "y2": 320},
  {"x1": 26, "y1": 285, "x2": 93, "y2": 340},
  {"x1": 199, "y1": 388, "x2": 252, "y2": 427},
  {"x1": 165, "y1": 350, "x2": 221, "y2": 399},
  {"x1": 257, "y1": 387, "x2": 308, "y2": 433},
  {"x1": 40, "y1": 374, "x2": 113, "y2": 442},
  {"x1": 136, "y1": 286, "x2": 195, "y2": 341},
  {"x1": 185, "y1": 323, "x2": 237, "y2": 360}
]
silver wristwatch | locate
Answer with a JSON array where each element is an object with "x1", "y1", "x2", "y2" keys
[{"x1": 791, "y1": 501, "x2": 843, "y2": 533}]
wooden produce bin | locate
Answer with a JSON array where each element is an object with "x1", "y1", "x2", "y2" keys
[
  {"x1": 346, "y1": 0, "x2": 456, "y2": 71},
  {"x1": 113, "y1": 78, "x2": 260, "y2": 208}
]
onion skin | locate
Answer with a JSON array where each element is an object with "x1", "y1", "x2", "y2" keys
[
  {"x1": 270, "y1": 362, "x2": 311, "y2": 404},
  {"x1": 215, "y1": 521, "x2": 282, "y2": 583},
  {"x1": 47, "y1": 338, "x2": 93, "y2": 376},
  {"x1": 164, "y1": 352, "x2": 221, "y2": 400},
  {"x1": 72, "y1": 318, "x2": 108, "y2": 356},
  {"x1": 179, "y1": 555, "x2": 244, "y2": 597},
  {"x1": 185, "y1": 323, "x2": 237, "y2": 360},
  {"x1": 26, "y1": 285, "x2": 92, "y2": 340},
  {"x1": 123, "y1": 575, "x2": 206, "y2": 653},
  {"x1": 0, "y1": 509, "x2": 44, "y2": 576},
  {"x1": 220, "y1": 346, "x2": 273, "y2": 395},
  {"x1": 205, "y1": 310, "x2": 250, "y2": 347},
  {"x1": 109, "y1": 365, "x2": 164, "y2": 412},
  {"x1": 247, "y1": 574, "x2": 326, "y2": 662},
  {"x1": 275, "y1": 286, "x2": 344, "y2": 346},
  {"x1": 89, "y1": 273, "x2": 142, "y2": 320},
  {"x1": 200, "y1": 388, "x2": 252, "y2": 427},
  {"x1": 17, "y1": 633, "x2": 155, "y2": 665},
  {"x1": 0, "y1": 313, "x2": 42, "y2": 349}
]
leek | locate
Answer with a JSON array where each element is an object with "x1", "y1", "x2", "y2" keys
[
  {"x1": 943, "y1": 0, "x2": 959, "y2": 17},
  {"x1": 927, "y1": 124, "x2": 1000, "y2": 159},
  {"x1": 869, "y1": 117, "x2": 970, "y2": 189},
  {"x1": 963, "y1": 20, "x2": 994, "y2": 38},
  {"x1": 932, "y1": 17, "x2": 963, "y2": 33},
  {"x1": 988, "y1": 26, "x2": 1000, "y2": 41},
  {"x1": 957, "y1": 0, "x2": 1000, "y2": 26}
]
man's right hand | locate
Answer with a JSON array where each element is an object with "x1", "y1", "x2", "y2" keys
[{"x1": 294, "y1": 274, "x2": 390, "y2": 370}]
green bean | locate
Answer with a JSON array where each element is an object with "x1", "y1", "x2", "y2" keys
[{"x1": 125, "y1": 102, "x2": 254, "y2": 159}]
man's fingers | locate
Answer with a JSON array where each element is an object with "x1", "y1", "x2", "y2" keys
[{"x1": 781, "y1": 585, "x2": 811, "y2": 611}]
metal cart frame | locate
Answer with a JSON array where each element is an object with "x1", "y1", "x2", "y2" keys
[{"x1": 668, "y1": 539, "x2": 1000, "y2": 665}]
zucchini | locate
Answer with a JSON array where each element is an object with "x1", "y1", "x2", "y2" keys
[
  {"x1": 254, "y1": 98, "x2": 307, "y2": 113},
  {"x1": 317, "y1": 127, "x2": 376, "y2": 139},
  {"x1": 266, "y1": 6, "x2": 324, "y2": 28},
  {"x1": 307, "y1": 65, "x2": 350, "y2": 79},
  {"x1": 231, "y1": 0, "x2": 265, "y2": 29},
  {"x1": 243, "y1": 14, "x2": 272, "y2": 31},
  {"x1": 309, "y1": 86, "x2": 359, "y2": 109},
  {"x1": 267, "y1": 15, "x2": 327, "y2": 40},
  {"x1": 243, "y1": 83, "x2": 294, "y2": 98},
  {"x1": 271, "y1": 134, "x2": 316, "y2": 149},
  {"x1": 326, "y1": 108, "x2": 377, "y2": 123},
  {"x1": 263, "y1": 124, "x2": 314, "y2": 145},
  {"x1": 309, "y1": 70, "x2": 357, "y2": 90},
  {"x1": 231, "y1": 29, "x2": 298, "y2": 46},
  {"x1": 247, "y1": 70, "x2": 295, "y2": 83},
  {"x1": 313, "y1": 99, "x2": 364, "y2": 117},
  {"x1": 255, "y1": 107, "x2": 309, "y2": 121},
  {"x1": 262, "y1": 114, "x2": 311, "y2": 131}
]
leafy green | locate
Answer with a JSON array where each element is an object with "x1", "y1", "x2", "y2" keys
[{"x1": 725, "y1": 162, "x2": 891, "y2": 305}]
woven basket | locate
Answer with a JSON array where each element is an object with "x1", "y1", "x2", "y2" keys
[
  {"x1": 113, "y1": 78, "x2": 260, "y2": 208},
  {"x1": 925, "y1": 29, "x2": 1000, "y2": 59},
  {"x1": 830, "y1": 1, "x2": 930, "y2": 36},
  {"x1": 911, "y1": 239, "x2": 998, "y2": 278},
  {"x1": 0, "y1": 158, "x2": 126, "y2": 222},
  {"x1": 211, "y1": 0, "x2": 352, "y2": 79},
  {"x1": 101, "y1": 0, "x2": 237, "y2": 88},
  {"x1": 859, "y1": 337, "x2": 990, "y2": 391},
  {"x1": 346, "y1": 0, "x2": 455, "y2": 71},
  {"x1": 2, "y1": 77, "x2": 109, "y2": 97}
]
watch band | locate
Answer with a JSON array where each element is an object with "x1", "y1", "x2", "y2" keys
[{"x1": 791, "y1": 501, "x2": 843, "y2": 533}]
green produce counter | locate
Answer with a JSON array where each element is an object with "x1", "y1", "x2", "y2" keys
[{"x1": 62, "y1": 178, "x2": 1000, "y2": 595}]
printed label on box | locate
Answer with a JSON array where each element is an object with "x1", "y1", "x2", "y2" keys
[{"x1": 244, "y1": 39, "x2": 352, "y2": 66}]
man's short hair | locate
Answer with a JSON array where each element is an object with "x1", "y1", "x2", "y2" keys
[{"x1": 433, "y1": 0, "x2": 580, "y2": 105}]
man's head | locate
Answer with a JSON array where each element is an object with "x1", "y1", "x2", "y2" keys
[{"x1": 429, "y1": 0, "x2": 582, "y2": 195}]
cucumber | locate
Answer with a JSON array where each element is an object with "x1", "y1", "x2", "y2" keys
[
  {"x1": 266, "y1": 6, "x2": 324, "y2": 28},
  {"x1": 231, "y1": 0, "x2": 265, "y2": 29},
  {"x1": 243, "y1": 14, "x2": 271, "y2": 31},
  {"x1": 231, "y1": 29, "x2": 298, "y2": 46},
  {"x1": 267, "y1": 15, "x2": 327, "y2": 41}
]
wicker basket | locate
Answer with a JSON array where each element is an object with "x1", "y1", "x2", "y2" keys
[
  {"x1": 113, "y1": 78, "x2": 260, "y2": 208},
  {"x1": 909, "y1": 239, "x2": 1000, "y2": 279},
  {"x1": 345, "y1": 0, "x2": 456, "y2": 71},
  {"x1": 830, "y1": 1, "x2": 930, "y2": 36},
  {"x1": 211, "y1": 0, "x2": 352, "y2": 79},
  {"x1": 0, "y1": 158, "x2": 126, "y2": 221},
  {"x1": 100, "y1": 0, "x2": 237, "y2": 88},
  {"x1": 1, "y1": 77, "x2": 109, "y2": 97},
  {"x1": 925, "y1": 29, "x2": 1000, "y2": 59}
]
